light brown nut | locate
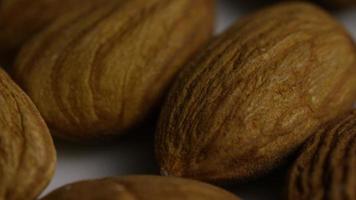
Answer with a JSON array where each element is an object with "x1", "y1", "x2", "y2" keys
[
  {"x1": 41, "y1": 175, "x2": 240, "y2": 200},
  {"x1": 0, "y1": 68, "x2": 56, "y2": 200},
  {"x1": 12, "y1": 0, "x2": 214, "y2": 140},
  {"x1": 288, "y1": 110, "x2": 356, "y2": 200},
  {"x1": 155, "y1": 2, "x2": 356, "y2": 182},
  {"x1": 0, "y1": 0, "x2": 108, "y2": 56}
]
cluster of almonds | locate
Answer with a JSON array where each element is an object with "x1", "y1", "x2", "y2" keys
[{"x1": 0, "y1": 0, "x2": 355, "y2": 199}]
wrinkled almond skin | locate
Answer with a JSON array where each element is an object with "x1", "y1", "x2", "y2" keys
[
  {"x1": 0, "y1": 0, "x2": 107, "y2": 56},
  {"x1": 0, "y1": 68, "x2": 56, "y2": 200},
  {"x1": 155, "y1": 2, "x2": 356, "y2": 182},
  {"x1": 288, "y1": 110, "x2": 356, "y2": 200},
  {"x1": 41, "y1": 175, "x2": 240, "y2": 200},
  {"x1": 12, "y1": 0, "x2": 214, "y2": 140}
]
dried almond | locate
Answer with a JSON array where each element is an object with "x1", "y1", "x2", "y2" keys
[
  {"x1": 41, "y1": 175, "x2": 240, "y2": 200},
  {"x1": 13, "y1": 0, "x2": 214, "y2": 140},
  {"x1": 288, "y1": 110, "x2": 356, "y2": 200},
  {"x1": 0, "y1": 68, "x2": 56, "y2": 200},
  {"x1": 155, "y1": 2, "x2": 356, "y2": 182}
]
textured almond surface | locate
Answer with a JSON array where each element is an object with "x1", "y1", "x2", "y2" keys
[
  {"x1": 0, "y1": 68, "x2": 56, "y2": 200},
  {"x1": 13, "y1": 0, "x2": 214, "y2": 140},
  {"x1": 0, "y1": 0, "x2": 106, "y2": 56},
  {"x1": 41, "y1": 175, "x2": 240, "y2": 200},
  {"x1": 156, "y1": 2, "x2": 356, "y2": 182},
  {"x1": 288, "y1": 110, "x2": 356, "y2": 200}
]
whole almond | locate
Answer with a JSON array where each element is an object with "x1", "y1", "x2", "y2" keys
[
  {"x1": 12, "y1": 0, "x2": 214, "y2": 140},
  {"x1": 0, "y1": 68, "x2": 56, "y2": 200},
  {"x1": 41, "y1": 175, "x2": 240, "y2": 200},
  {"x1": 288, "y1": 110, "x2": 356, "y2": 200},
  {"x1": 155, "y1": 2, "x2": 356, "y2": 182}
]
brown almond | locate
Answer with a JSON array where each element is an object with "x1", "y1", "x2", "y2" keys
[
  {"x1": 288, "y1": 110, "x2": 356, "y2": 200},
  {"x1": 12, "y1": 0, "x2": 214, "y2": 140},
  {"x1": 155, "y1": 2, "x2": 356, "y2": 182},
  {"x1": 41, "y1": 175, "x2": 240, "y2": 200},
  {"x1": 0, "y1": 68, "x2": 56, "y2": 200}
]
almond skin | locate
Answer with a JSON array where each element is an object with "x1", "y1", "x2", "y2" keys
[
  {"x1": 288, "y1": 110, "x2": 356, "y2": 200},
  {"x1": 155, "y1": 2, "x2": 356, "y2": 182},
  {"x1": 41, "y1": 176, "x2": 240, "y2": 200},
  {"x1": 12, "y1": 0, "x2": 214, "y2": 140},
  {"x1": 0, "y1": 68, "x2": 56, "y2": 200},
  {"x1": 0, "y1": 0, "x2": 107, "y2": 56}
]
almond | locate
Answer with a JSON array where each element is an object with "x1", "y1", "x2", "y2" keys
[
  {"x1": 288, "y1": 110, "x2": 356, "y2": 200},
  {"x1": 155, "y1": 2, "x2": 356, "y2": 182},
  {"x1": 13, "y1": 0, "x2": 214, "y2": 140},
  {"x1": 0, "y1": 68, "x2": 56, "y2": 200},
  {"x1": 41, "y1": 175, "x2": 240, "y2": 200}
]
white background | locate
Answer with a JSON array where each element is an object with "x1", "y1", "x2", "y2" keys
[{"x1": 43, "y1": 1, "x2": 356, "y2": 199}]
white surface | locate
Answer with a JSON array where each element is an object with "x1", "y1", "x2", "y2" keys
[{"x1": 43, "y1": 1, "x2": 356, "y2": 199}]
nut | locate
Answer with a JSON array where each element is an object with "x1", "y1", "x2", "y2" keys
[
  {"x1": 288, "y1": 110, "x2": 356, "y2": 200},
  {"x1": 0, "y1": 68, "x2": 56, "y2": 200},
  {"x1": 13, "y1": 0, "x2": 214, "y2": 140},
  {"x1": 41, "y1": 175, "x2": 240, "y2": 200},
  {"x1": 155, "y1": 2, "x2": 356, "y2": 182}
]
